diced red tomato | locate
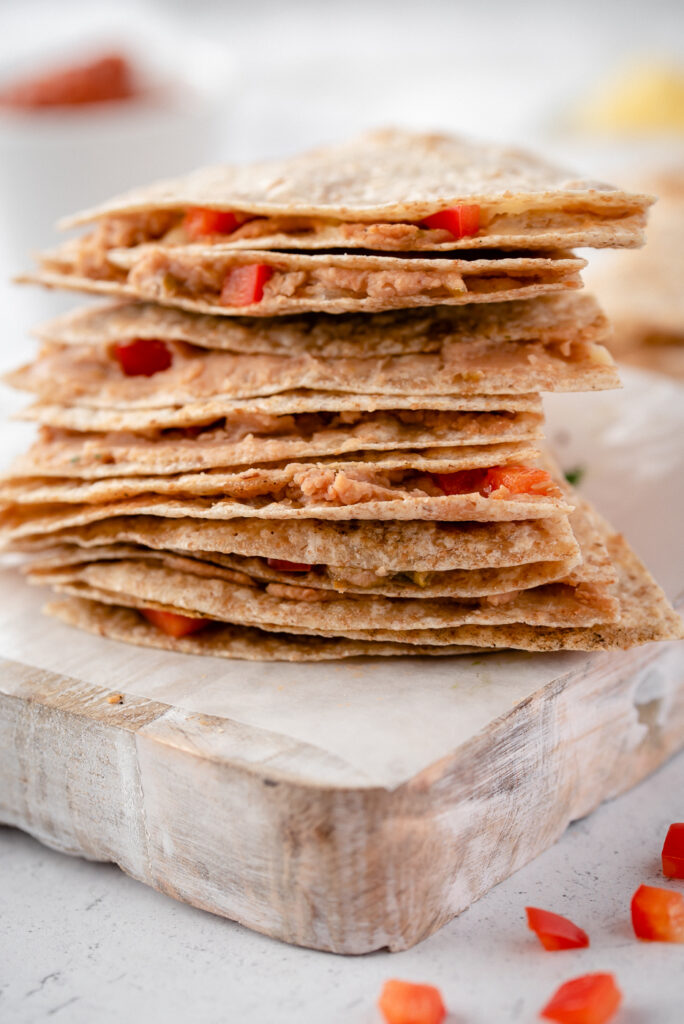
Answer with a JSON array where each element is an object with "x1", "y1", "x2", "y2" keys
[
  {"x1": 184, "y1": 207, "x2": 243, "y2": 240},
  {"x1": 484, "y1": 465, "x2": 555, "y2": 496},
  {"x1": 433, "y1": 465, "x2": 555, "y2": 498},
  {"x1": 113, "y1": 338, "x2": 172, "y2": 377},
  {"x1": 0, "y1": 54, "x2": 135, "y2": 109},
  {"x1": 662, "y1": 823, "x2": 684, "y2": 879},
  {"x1": 266, "y1": 558, "x2": 313, "y2": 573},
  {"x1": 526, "y1": 907, "x2": 589, "y2": 951},
  {"x1": 141, "y1": 608, "x2": 210, "y2": 638},
  {"x1": 378, "y1": 979, "x2": 446, "y2": 1024},
  {"x1": 631, "y1": 883, "x2": 684, "y2": 942},
  {"x1": 433, "y1": 468, "x2": 489, "y2": 495},
  {"x1": 220, "y1": 264, "x2": 273, "y2": 307},
  {"x1": 540, "y1": 973, "x2": 622, "y2": 1024},
  {"x1": 420, "y1": 204, "x2": 480, "y2": 239}
]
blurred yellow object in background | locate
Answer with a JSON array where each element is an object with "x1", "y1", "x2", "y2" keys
[{"x1": 578, "y1": 62, "x2": 684, "y2": 134}]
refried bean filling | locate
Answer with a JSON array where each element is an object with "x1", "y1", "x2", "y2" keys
[
  {"x1": 40, "y1": 204, "x2": 615, "y2": 288},
  {"x1": 41, "y1": 410, "x2": 518, "y2": 449},
  {"x1": 126, "y1": 252, "x2": 470, "y2": 303},
  {"x1": 57, "y1": 202, "x2": 640, "y2": 272}
]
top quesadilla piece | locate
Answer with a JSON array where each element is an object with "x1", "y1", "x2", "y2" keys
[
  {"x1": 56, "y1": 130, "x2": 652, "y2": 253},
  {"x1": 27, "y1": 245, "x2": 585, "y2": 316}
]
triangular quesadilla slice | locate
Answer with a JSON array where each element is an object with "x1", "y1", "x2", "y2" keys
[{"x1": 55, "y1": 130, "x2": 652, "y2": 258}]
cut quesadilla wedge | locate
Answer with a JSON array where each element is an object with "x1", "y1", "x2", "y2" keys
[
  {"x1": 26, "y1": 246, "x2": 585, "y2": 315},
  {"x1": 19, "y1": 391, "x2": 542, "y2": 432},
  {"x1": 0, "y1": 468, "x2": 570, "y2": 538},
  {"x1": 0, "y1": 447, "x2": 576, "y2": 527},
  {"x1": 270, "y1": 531, "x2": 682, "y2": 652},
  {"x1": 22, "y1": 540, "x2": 581, "y2": 599},
  {"x1": 12, "y1": 408, "x2": 543, "y2": 478},
  {"x1": 10, "y1": 294, "x2": 618, "y2": 413},
  {"x1": 6, "y1": 513, "x2": 580, "y2": 574},
  {"x1": 39, "y1": 530, "x2": 683, "y2": 657},
  {"x1": 20, "y1": 499, "x2": 609, "y2": 603},
  {"x1": 45, "y1": 524, "x2": 679, "y2": 659},
  {"x1": 33, "y1": 292, "x2": 608, "y2": 356},
  {"x1": 31, "y1": 554, "x2": 619, "y2": 630},
  {"x1": 44, "y1": 596, "x2": 483, "y2": 661},
  {"x1": 55, "y1": 130, "x2": 652, "y2": 255}
]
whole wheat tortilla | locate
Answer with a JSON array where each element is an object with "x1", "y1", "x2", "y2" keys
[
  {"x1": 9, "y1": 300, "x2": 618, "y2": 410},
  {"x1": 0, "y1": 446, "x2": 576, "y2": 528},
  {"x1": 57, "y1": 130, "x2": 651, "y2": 251},
  {"x1": 6, "y1": 337, "x2": 616, "y2": 410},
  {"x1": 35, "y1": 293, "x2": 607, "y2": 355},
  {"x1": 43, "y1": 529, "x2": 681, "y2": 656},
  {"x1": 6, "y1": 513, "x2": 580, "y2": 573},
  {"x1": 24, "y1": 540, "x2": 581, "y2": 599},
  {"x1": 44, "y1": 597, "x2": 482, "y2": 661},
  {"x1": 27, "y1": 247, "x2": 585, "y2": 316},
  {"x1": 32, "y1": 553, "x2": 619, "y2": 629},
  {"x1": 21, "y1": 497, "x2": 609, "y2": 600},
  {"x1": 272, "y1": 531, "x2": 683, "y2": 652},
  {"x1": 0, "y1": 487, "x2": 571, "y2": 539},
  {"x1": 14, "y1": 409, "x2": 543, "y2": 478},
  {"x1": 20, "y1": 391, "x2": 543, "y2": 432}
]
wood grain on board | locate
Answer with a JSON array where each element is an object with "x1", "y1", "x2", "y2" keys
[{"x1": 2, "y1": 631, "x2": 683, "y2": 954}]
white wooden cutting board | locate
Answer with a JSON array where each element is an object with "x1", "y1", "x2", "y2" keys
[{"x1": 1, "y1": 370, "x2": 683, "y2": 954}]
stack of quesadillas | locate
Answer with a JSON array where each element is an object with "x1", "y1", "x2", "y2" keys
[{"x1": 2, "y1": 131, "x2": 681, "y2": 660}]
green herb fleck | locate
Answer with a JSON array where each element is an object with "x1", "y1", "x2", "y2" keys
[{"x1": 564, "y1": 465, "x2": 586, "y2": 487}]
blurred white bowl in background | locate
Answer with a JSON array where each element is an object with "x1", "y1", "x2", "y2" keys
[{"x1": 0, "y1": 1, "x2": 237, "y2": 321}]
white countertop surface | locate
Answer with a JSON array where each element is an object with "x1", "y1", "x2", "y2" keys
[{"x1": 2, "y1": 752, "x2": 683, "y2": 1024}]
